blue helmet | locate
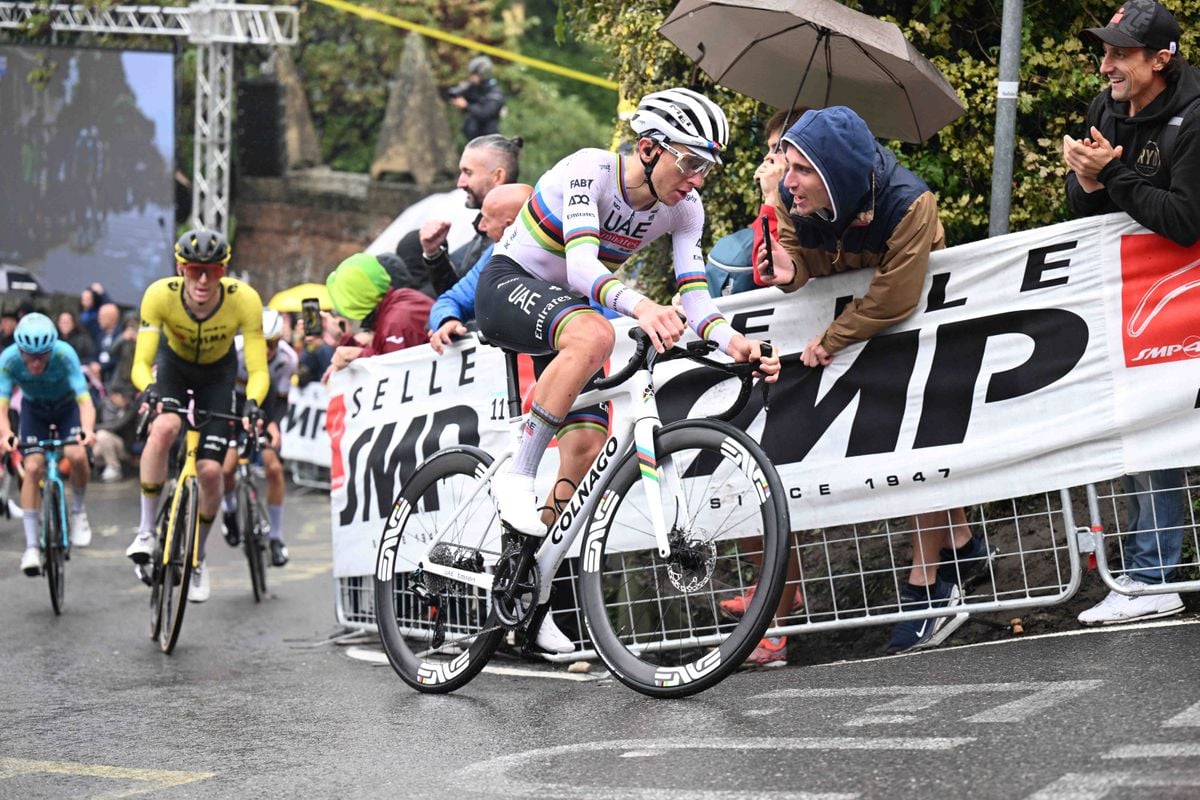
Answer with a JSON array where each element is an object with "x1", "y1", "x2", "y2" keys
[{"x1": 14, "y1": 312, "x2": 57, "y2": 354}]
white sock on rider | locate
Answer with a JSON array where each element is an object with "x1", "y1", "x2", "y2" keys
[
  {"x1": 23, "y1": 509, "x2": 39, "y2": 549},
  {"x1": 222, "y1": 490, "x2": 236, "y2": 514},
  {"x1": 512, "y1": 401, "x2": 564, "y2": 479},
  {"x1": 72, "y1": 486, "x2": 86, "y2": 514},
  {"x1": 268, "y1": 503, "x2": 284, "y2": 542},
  {"x1": 138, "y1": 490, "x2": 161, "y2": 533}
]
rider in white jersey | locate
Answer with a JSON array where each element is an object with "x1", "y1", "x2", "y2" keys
[
  {"x1": 476, "y1": 89, "x2": 780, "y2": 655},
  {"x1": 491, "y1": 146, "x2": 735, "y2": 352}
]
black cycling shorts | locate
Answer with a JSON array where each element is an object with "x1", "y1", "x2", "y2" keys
[
  {"x1": 154, "y1": 346, "x2": 237, "y2": 463},
  {"x1": 476, "y1": 255, "x2": 610, "y2": 436}
]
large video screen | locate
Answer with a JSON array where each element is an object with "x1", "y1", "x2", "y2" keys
[{"x1": 0, "y1": 45, "x2": 174, "y2": 306}]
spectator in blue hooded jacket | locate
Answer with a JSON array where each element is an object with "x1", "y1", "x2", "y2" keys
[{"x1": 758, "y1": 106, "x2": 993, "y2": 656}]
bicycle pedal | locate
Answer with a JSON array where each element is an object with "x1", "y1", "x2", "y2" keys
[{"x1": 134, "y1": 564, "x2": 153, "y2": 587}]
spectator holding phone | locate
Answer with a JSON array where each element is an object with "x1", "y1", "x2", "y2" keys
[{"x1": 757, "y1": 106, "x2": 990, "y2": 655}]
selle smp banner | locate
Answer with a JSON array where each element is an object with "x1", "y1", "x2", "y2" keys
[{"x1": 325, "y1": 212, "x2": 1200, "y2": 578}]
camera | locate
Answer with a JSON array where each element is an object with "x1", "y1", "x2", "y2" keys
[{"x1": 440, "y1": 81, "x2": 470, "y2": 101}]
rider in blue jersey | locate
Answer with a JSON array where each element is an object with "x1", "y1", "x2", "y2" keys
[{"x1": 0, "y1": 313, "x2": 97, "y2": 575}]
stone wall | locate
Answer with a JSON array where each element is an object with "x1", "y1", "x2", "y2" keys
[{"x1": 233, "y1": 169, "x2": 455, "y2": 300}]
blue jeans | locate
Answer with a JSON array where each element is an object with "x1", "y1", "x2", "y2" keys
[{"x1": 1121, "y1": 469, "x2": 1186, "y2": 585}]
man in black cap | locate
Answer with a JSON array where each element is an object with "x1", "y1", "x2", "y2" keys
[{"x1": 1062, "y1": 0, "x2": 1199, "y2": 626}]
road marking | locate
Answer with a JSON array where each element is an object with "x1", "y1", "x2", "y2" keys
[
  {"x1": 805, "y1": 617, "x2": 1200, "y2": 670},
  {"x1": 1104, "y1": 743, "x2": 1200, "y2": 758},
  {"x1": 754, "y1": 681, "x2": 1103, "y2": 725},
  {"x1": 1025, "y1": 770, "x2": 1200, "y2": 799},
  {"x1": 0, "y1": 758, "x2": 214, "y2": 799},
  {"x1": 344, "y1": 646, "x2": 602, "y2": 682},
  {"x1": 1164, "y1": 700, "x2": 1200, "y2": 727},
  {"x1": 460, "y1": 737, "x2": 973, "y2": 800}
]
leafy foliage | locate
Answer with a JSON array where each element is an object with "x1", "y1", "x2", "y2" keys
[{"x1": 559, "y1": 0, "x2": 1200, "y2": 297}]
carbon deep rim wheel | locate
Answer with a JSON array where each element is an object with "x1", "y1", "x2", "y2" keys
[
  {"x1": 160, "y1": 477, "x2": 198, "y2": 654},
  {"x1": 149, "y1": 479, "x2": 175, "y2": 641},
  {"x1": 577, "y1": 420, "x2": 790, "y2": 698},
  {"x1": 43, "y1": 481, "x2": 65, "y2": 615},
  {"x1": 374, "y1": 447, "x2": 506, "y2": 694}
]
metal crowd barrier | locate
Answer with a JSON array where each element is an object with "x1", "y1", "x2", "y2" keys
[{"x1": 334, "y1": 471, "x2": 1198, "y2": 662}]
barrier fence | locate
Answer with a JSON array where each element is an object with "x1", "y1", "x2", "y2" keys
[
  {"x1": 334, "y1": 471, "x2": 1198, "y2": 662},
  {"x1": 325, "y1": 212, "x2": 1200, "y2": 661}
]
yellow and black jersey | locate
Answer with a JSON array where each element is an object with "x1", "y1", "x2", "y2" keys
[{"x1": 132, "y1": 276, "x2": 269, "y2": 404}]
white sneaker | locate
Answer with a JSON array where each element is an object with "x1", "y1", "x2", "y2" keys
[
  {"x1": 71, "y1": 511, "x2": 92, "y2": 547},
  {"x1": 1078, "y1": 574, "x2": 1185, "y2": 625},
  {"x1": 491, "y1": 469, "x2": 546, "y2": 537},
  {"x1": 125, "y1": 529, "x2": 156, "y2": 564},
  {"x1": 189, "y1": 560, "x2": 211, "y2": 603},
  {"x1": 20, "y1": 547, "x2": 41, "y2": 576},
  {"x1": 534, "y1": 611, "x2": 575, "y2": 654},
  {"x1": 100, "y1": 464, "x2": 122, "y2": 483}
]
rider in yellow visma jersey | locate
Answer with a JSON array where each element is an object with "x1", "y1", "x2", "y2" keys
[{"x1": 125, "y1": 228, "x2": 269, "y2": 603}]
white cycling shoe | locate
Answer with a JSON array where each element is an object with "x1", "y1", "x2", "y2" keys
[
  {"x1": 189, "y1": 560, "x2": 211, "y2": 603},
  {"x1": 125, "y1": 529, "x2": 156, "y2": 564},
  {"x1": 534, "y1": 611, "x2": 575, "y2": 654},
  {"x1": 492, "y1": 469, "x2": 547, "y2": 537},
  {"x1": 20, "y1": 547, "x2": 41, "y2": 577},
  {"x1": 71, "y1": 512, "x2": 92, "y2": 547}
]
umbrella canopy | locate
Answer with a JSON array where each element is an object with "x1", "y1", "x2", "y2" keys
[
  {"x1": 659, "y1": 0, "x2": 966, "y2": 143},
  {"x1": 267, "y1": 283, "x2": 332, "y2": 313}
]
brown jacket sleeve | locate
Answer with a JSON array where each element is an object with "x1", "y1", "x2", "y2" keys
[{"x1": 822, "y1": 191, "x2": 943, "y2": 353}]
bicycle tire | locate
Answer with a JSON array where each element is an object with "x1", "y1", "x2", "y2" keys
[
  {"x1": 577, "y1": 419, "x2": 790, "y2": 698},
  {"x1": 374, "y1": 447, "x2": 506, "y2": 693},
  {"x1": 237, "y1": 480, "x2": 266, "y2": 602},
  {"x1": 43, "y1": 481, "x2": 66, "y2": 615},
  {"x1": 160, "y1": 477, "x2": 198, "y2": 654},
  {"x1": 149, "y1": 479, "x2": 176, "y2": 641}
]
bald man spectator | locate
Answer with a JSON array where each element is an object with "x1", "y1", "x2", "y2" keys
[
  {"x1": 428, "y1": 182, "x2": 533, "y2": 352},
  {"x1": 91, "y1": 302, "x2": 122, "y2": 388}
]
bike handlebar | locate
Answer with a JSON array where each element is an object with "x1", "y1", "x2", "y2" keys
[
  {"x1": 136, "y1": 396, "x2": 262, "y2": 454},
  {"x1": 588, "y1": 329, "x2": 773, "y2": 422}
]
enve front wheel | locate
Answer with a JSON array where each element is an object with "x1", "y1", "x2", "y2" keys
[
  {"x1": 237, "y1": 480, "x2": 266, "y2": 602},
  {"x1": 577, "y1": 419, "x2": 790, "y2": 698},
  {"x1": 374, "y1": 447, "x2": 505, "y2": 694},
  {"x1": 160, "y1": 477, "x2": 198, "y2": 654},
  {"x1": 42, "y1": 481, "x2": 66, "y2": 615}
]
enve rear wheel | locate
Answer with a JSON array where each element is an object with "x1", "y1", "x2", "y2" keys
[
  {"x1": 160, "y1": 477, "x2": 198, "y2": 654},
  {"x1": 238, "y1": 481, "x2": 266, "y2": 602},
  {"x1": 577, "y1": 420, "x2": 790, "y2": 698},
  {"x1": 373, "y1": 447, "x2": 505, "y2": 694},
  {"x1": 43, "y1": 482, "x2": 66, "y2": 615}
]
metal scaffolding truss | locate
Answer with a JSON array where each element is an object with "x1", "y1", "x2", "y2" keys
[{"x1": 0, "y1": 1, "x2": 300, "y2": 234}]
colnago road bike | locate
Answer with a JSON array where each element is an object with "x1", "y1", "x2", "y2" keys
[
  {"x1": 16, "y1": 427, "x2": 74, "y2": 615},
  {"x1": 374, "y1": 330, "x2": 790, "y2": 698}
]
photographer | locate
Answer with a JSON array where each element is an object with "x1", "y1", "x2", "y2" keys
[{"x1": 444, "y1": 55, "x2": 505, "y2": 140}]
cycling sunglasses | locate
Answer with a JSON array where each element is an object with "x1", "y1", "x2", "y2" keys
[
  {"x1": 179, "y1": 263, "x2": 226, "y2": 281},
  {"x1": 659, "y1": 141, "x2": 716, "y2": 178}
]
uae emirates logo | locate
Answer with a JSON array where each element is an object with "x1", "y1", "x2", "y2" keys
[{"x1": 1120, "y1": 233, "x2": 1200, "y2": 367}]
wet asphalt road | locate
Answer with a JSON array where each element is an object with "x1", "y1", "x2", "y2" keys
[{"x1": 1, "y1": 476, "x2": 1199, "y2": 799}]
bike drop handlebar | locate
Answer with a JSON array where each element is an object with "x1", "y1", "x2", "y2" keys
[
  {"x1": 136, "y1": 395, "x2": 262, "y2": 455},
  {"x1": 589, "y1": 328, "x2": 774, "y2": 422}
]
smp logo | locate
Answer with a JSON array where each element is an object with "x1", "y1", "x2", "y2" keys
[{"x1": 1119, "y1": 234, "x2": 1200, "y2": 367}]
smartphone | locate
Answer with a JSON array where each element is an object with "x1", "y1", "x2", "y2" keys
[
  {"x1": 301, "y1": 298, "x2": 322, "y2": 335},
  {"x1": 759, "y1": 215, "x2": 775, "y2": 278}
]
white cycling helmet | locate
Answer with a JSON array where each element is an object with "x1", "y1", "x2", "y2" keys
[
  {"x1": 262, "y1": 307, "x2": 284, "y2": 341},
  {"x1": 630, "y1": 87, "x2": 729, "y2": 164}
]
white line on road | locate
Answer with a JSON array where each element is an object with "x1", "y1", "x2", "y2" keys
[
  {"x1": 460, "y1": 737, "x2": 974, "y2": 800},
  {"x1": 1163, "y1": 700, "x2": 1200, "y2": 727},
  {"x1": 1025, "y1": 771, "x2": 1200, "y2": 799},
  {"x1": 753, "y1": 681, "x2": 1104, "y2": 725},
  {"x1": 1104, "y1": 743, "x2": 1200, "y2": 758}
]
